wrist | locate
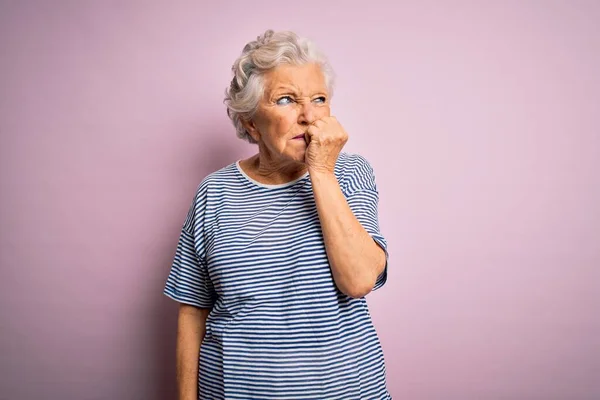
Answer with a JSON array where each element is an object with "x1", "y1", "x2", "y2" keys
[
  {"x1": 308, "y1": 168, "x2": 338, "y2": 189},
  {"x1": 307, "y1": 166, "x2": 335, "y2": 177}
]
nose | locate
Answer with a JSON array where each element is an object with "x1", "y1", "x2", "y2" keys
[{"x1": 297, "y1": 101, "x2": 316, "y2": 126}]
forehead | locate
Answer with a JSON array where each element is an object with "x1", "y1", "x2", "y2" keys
[{"x1": 263, "y1": 63, "x2": 327, "y2": 94}]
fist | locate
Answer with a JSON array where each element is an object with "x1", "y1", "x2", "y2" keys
[{"x1": 304, "y1": 116, "x2": 348, "y2": 173}]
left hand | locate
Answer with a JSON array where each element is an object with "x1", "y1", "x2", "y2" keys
[{"x1": 304, "y1": 116, "x2": 348, "y2": 174}]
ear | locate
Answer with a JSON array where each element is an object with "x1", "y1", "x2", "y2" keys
[{"x1": 241, "y1": 118, "x2": 260, "y2": 142}]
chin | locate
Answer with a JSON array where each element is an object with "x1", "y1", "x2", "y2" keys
[{"x1": 285, "y1": 150, "x2": 306, "y2": 164}]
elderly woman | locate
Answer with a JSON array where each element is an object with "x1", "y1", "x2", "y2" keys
[{"x1": 163, "y1": 29, "x2": 391, "y2": 400}]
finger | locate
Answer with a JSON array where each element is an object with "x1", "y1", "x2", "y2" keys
[
  {"x1": 306, "y1": 124, "x2": 320, "y2": 138},
  {"x1": 308, "y1": 118, "x2": 326, "y2": 128},
  {"x1": 304, "y1": 125, "x2": 317, "y2": 144}
]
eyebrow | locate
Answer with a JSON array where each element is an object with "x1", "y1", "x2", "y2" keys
[
  {"x1": 271, "y1": 86, "x2": 297, "y2": 94},
  {"x1": 270, "y1": 87, "x2": 328, "y2": 96}
]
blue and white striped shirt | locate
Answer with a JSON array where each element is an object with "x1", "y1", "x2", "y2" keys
[{"x1": 164, "y1": 152, "x2": 391, "y2": 399}]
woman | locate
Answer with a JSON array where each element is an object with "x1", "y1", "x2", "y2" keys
[{"x1": 164, "y1": 29, "x2": 391, "y2": 400}]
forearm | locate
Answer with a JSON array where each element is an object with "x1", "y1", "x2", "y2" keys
[
  {"x1": 176, "y1": 304, "x2": 210, "y2": 400},
  {"x1": 309, "y1": 169, "x2": 386, "y2": 298}
]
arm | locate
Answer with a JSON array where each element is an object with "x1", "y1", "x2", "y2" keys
[
  {"x1": 309, "y1": 169, "x2": 386, "y2": 298},
  {"x1": 176, "y1": 303, "x2": 211, "y2": 400},
  {"x1": 303, "y1": 116, "x2": 386, "y2": 298}
]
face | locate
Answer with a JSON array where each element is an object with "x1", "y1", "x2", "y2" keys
[{"x1": 243, "y1": 63, "x2": 331, "y2": 166}]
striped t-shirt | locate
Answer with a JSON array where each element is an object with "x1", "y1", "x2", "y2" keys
[{"x1": 163, "y1": 152, "x2": 391, "y2": 400}]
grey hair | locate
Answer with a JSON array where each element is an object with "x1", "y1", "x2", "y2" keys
[{"x1": 224, "y1": 29, "x2": 336, "y2": 144}]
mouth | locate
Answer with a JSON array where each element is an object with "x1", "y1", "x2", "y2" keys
[{"x1": 292, "y1": 134, "x2": 305, "y2": 140}]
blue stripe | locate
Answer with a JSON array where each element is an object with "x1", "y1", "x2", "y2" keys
[{"x1": 164, "y1": 152, "x2": 391, "y2": 399}]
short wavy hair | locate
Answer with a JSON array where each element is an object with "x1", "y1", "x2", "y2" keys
[{"x1": 224, "y1": 29, "x2": 336, "y2": 144}]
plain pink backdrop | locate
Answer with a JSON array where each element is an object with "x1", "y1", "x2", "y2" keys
[{"x1": 1, "y1": 1, "x2": 599, "y2": 399}]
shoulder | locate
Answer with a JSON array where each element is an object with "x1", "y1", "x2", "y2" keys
[
  {"x1": 336, "y1": 152, "x2": 378, "y2": 195},
  {"x1": 336, "y1": 152, "x2": 376, "y2": 187},
  {"x1": 192, "y1": 162, "x2": 238, "y2": 199},
  {"x1": 183, "y1": 162, "x2": 239, "y2": 233},
  {"x1": 336, "y1": 152, "x2": 375, "y2": 174}
]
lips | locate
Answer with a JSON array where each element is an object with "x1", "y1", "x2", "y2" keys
[{"x1": 293, "y1": 134, "x2": 305, "y2": 140}]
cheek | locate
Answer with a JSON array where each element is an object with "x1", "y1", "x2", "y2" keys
[
  {"x1": 319, "y1": 105, "x2": 331, "y2": 118},
  {"x1": 275, "y1": 110, "x2": 298, "y2": 133}
]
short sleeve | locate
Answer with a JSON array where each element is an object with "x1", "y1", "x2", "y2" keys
[
  {"x1": 163, "y1": 187, "x2": 217, "y2": 309},
  {"x1": 344, "y1": 155, "x2": 389, "y2": 292}
]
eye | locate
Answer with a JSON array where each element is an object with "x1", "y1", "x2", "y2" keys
[
  {"x1": 276, "y1": 96, "x2": 293, "y2": 105},
  {"x1": 313, "y1": 96, "x2": 327, "y2": 104}
]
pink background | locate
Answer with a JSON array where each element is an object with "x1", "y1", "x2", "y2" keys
[{"x1": 1, "y1": 1, "x2": 599, "y2": 399}]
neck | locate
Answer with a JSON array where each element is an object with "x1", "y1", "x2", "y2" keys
[{"x1": 245, "y1": 150, "x2": 307, "y2": 185}]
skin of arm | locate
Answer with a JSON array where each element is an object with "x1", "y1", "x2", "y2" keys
[
  {"x1": 176, "y1": 303, "x2": 211, "y2": 400},
  {"x1": 309, "y1": 168, "x2": 386, "y2": 298},
  {"x1": 304, "y1": 116, "x2": 386, "y2": 299}
]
